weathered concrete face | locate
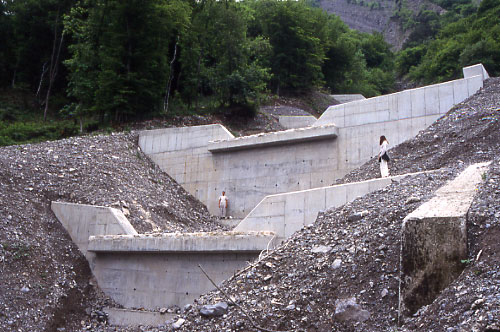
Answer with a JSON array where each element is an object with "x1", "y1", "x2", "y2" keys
[
  {"x1": 235, "y1": 171, "x2": 434, "y2": 242},
  {"x1": 139, "y1": 65, "x2": 487, "y2": 220},
  {"x1": 51, "y1": 202, "x2": 137, "y2": 263},
  {"x1": 140, "y1": 124, "x2": 339, "y2": 219},
  {"x1": 399, "y1": 162, "x2": 490, "y2": 316},
  {"x1": 88, "y1": 232, "x2": 275, "y2": 309},
  {"x1": 463, "y1": 63, "x2": 490, "y2": 80},
  {"x1": 51, "y1": 201, "x2": 276, "y2": 311}
]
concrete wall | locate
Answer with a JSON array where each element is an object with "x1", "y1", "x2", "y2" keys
[
  {"x1": 139, "y1": 125, "x2": 339, "y2": 218},
  {"x1": 139, "y1": 65, "x2": 488, "y2": 220},
  {"x1": 52, "y1": 201, "x2": 276, "y2": 310},
  {"x1": 88, "y1": 232, "x2": 275, "y2": 309},
  {"x1": 399, "y1": 162, "x2": 490, "y2": 315},
  {"x1": 331, "y1": 94, "x2": 366, "y2": 104},
  {"x1": 51, "y1": 202, "x2": 137, "y2": 261},
  {"x1": 463, "y1": 63, "x2": 490, "y2": 80},
  {"x1": 235, "y1": 172, "x2": 430, "y2": 242},
  {"x1": 278, "y1": 115, "x2": 317, "y2": 129},
  {"x1": 313, "y1": 73, "x2": 484, "y2": 177}
]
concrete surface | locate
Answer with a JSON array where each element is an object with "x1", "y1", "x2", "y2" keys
[
  {"x1": 399, "y1": 162, "x2": 490, "y2": 315},
  {"x1": 463, "y1": 63, "x2": 490, "y2": 80},
  {"x1": 104, "y1": 308, "x2": 175, "y2": 327},
  {"x1": 331, "y1": 94, "x2": 366, "y2": 104},
  {"x1": 51, "y1": 201, "x2": 137, "y2": 261},
  {"x1": 278, "y1": 115, "x2": 317, "y2": 129},
  {"x1": 235, "y1": 171, "x2": 433, "y2": 242},
  {"x1": 52, "y1": 201, "x2": 277, "y2": 311},
  {"x1": 139, "y1": 124, "x2": 340, "y2": 218},
  {"x1": 139, "y1": 65, "x2": 488, "y2": 220},
  {"x1": 88, "y1": 231, "x2": 276, "y2": 253},
  {"x1": 208, "y1": 124, "x2": 338, "y2": 152},
  {"x1": 89, "y1": 232, "x2": 273, "y2": 309}
]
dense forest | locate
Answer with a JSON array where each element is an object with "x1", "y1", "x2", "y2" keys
[{"x1": 0, "y1": 0, "x2": 499, "y2": 145}]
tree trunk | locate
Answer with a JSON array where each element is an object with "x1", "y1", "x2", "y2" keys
[
  {"x1": 36, "y1": 62, "x2": 48, "y2": 97},
  {"x1": 44, "y1": 9, "x2": 64, "y2": 121},
  {"x1": 164, "y1": 37, "x2": 179, "y2": 113}
]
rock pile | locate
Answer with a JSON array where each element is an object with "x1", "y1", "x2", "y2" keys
[
  {"x1": 0, "y1": 133, "x2": 226, "y2": 332},
  {"x1": 0, "y1": 77, "x2": 499, "y2": 331}
]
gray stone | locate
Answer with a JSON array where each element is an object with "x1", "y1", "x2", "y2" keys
[
  {"x1": 334, "y1": 297, "x2": 371, "y2": 322},
  {"x1": 200, "y1": 302, "x2": 229, "y2": 317},
  {"x1": 172, "y1": 318, "x2": 185, "y2": 330},
  {"x1": 348, "y1": 210, "x2": 369, "y2": 222},
  {"x1": 332, "y1": 258, "x2": 342, "y2": 269},
  {"x1": 405, "y1": 196, "x2": 421, "y2": 204},
  {"x1": 311, "y1": 245, "x2": 332, "y2": 253}
]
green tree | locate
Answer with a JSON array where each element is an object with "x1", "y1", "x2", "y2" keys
[
  {"x1": 251, "y1": 0, "x2": 330, "y2": 93},
  {"x1": 64, "y1": 0, "x2": 191, "y2": 123}
]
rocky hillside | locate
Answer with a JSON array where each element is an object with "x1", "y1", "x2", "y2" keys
[
  {"x1": 0, "y1": 78, "x2": 499, "y2": 332},
  {"x1": 0, "y1": 133, "x2": 228, "y2": 332},
  {"x1": 317, "y1": 0, "x2": 444, "y2": 49},
  {"x1": 169, "y1": 78, "x2": 500, "y2": 332}
]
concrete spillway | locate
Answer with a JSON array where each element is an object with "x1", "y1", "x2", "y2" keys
[{"x1": 51, "y1": 202, "x2": 276, "y2": 310}]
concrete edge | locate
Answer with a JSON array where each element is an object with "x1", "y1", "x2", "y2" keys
[
  {"x1": 207, "y1": 125, "x2": 338, "y2": 153},
  {"x1": 104, "y1": 308, "x2": 176, "y2": 327},
  {"x1": 88, "y1": 231, "x2": 277, "y2": 253}
]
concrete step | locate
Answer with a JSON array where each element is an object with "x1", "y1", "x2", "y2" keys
[{"x1": 104, "y1": 307, "x2": 176, "y2": 327}]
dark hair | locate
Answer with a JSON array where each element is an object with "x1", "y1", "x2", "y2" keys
[{"x1": 380, "y1": 135, "x2": 388, "y2": 145}]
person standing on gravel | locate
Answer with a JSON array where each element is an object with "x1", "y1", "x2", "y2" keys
[
  {"x1": 218, "y1": 191, "x2": 228, "y2": 219},
  {"x1": 378, "y1": 135, "x2": 390, "y2": 178}
]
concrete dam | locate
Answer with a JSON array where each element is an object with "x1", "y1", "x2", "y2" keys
[{"x1": 51, "y1": 64, "x2": 490, "y2": 324}]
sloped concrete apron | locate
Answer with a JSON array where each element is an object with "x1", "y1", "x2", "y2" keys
[{"x1": 399, "y1": 162, "x2": 490, "y2": 317}]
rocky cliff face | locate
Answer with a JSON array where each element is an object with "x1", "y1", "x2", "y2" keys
[{"x1": 317, "y1": 0, "x2": 444, "y2": 50}]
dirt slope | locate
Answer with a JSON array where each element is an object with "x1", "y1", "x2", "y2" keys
[{"x1": 0, "y1": 133, "x2": 227, "y2": 332}]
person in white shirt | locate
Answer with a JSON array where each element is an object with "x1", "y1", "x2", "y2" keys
[
  {"x1": 379, "y1": 135, "x2": 390, "y2": 178},
  {"x1": 218, "y1": 191, "x2": 228, "y2": 218}
]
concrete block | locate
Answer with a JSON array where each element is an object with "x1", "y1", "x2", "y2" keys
[
  {"x1": 398, "y1": 91, "x2": 412, "y2": 119},
  {"x1": 452, "y1": 79, "x2": 469, "y2": 105},
  {"x1": 104, "y1": 308, "x2": 175, "y2": 327},
  {"x1": 400, "y1": 162, "x2": 490, "y2": 316},
  {"x1": 467, "y1": 75, "x2": 483, "y2": 97},
  {"x1": 438, "y1": 82, "x2": 455, "y2": 114},
  {"x1": 463, "y1": 63, "x2": 489, "y2": 80},
  {"x1": 410, "y1": 87, "x2": 426, "y2": 118},
  {"x1": 424, "y1": 86, "x2": 440, "y2": 116}
]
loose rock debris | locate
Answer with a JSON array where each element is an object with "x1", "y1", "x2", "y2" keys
[{"x1": 0, "y1": 78, "x2": 499, "y2": 331}]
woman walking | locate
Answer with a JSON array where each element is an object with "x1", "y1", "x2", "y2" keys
[{"x1": 379, "y1": 135, "x2": 390, "y2": 178}]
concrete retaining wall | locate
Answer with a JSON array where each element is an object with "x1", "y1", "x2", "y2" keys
[
  {"x1": 399, "y1": 162, "x2": 490, "y2": 316},
  {"x1": 139, "y1": 65, "x2": 488, "y2": 220},
  {"x1": 139, "y1": 124, "x2": 339, "y2": 218},
  {"x1": 51, "y1": 202, "x2": 137, "y2": 261},
  {"x1": 88, "y1": 232, "x2": 275, "y2": 309},
  {"x1": 52, "y1": 201, "x2": 276, "y2": 311},
  {"x1": 235, "y1": 172, "x2": 430, "y2": 242}
]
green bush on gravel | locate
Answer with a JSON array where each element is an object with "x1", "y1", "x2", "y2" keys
[{"x1": 0, "y1": 121, "x2": 78, "y2": 147}]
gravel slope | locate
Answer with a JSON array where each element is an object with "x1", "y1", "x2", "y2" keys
[
  {"x1": 0, "y1": 133, "x2": 227, "y2": 332},
  {"x1": 1, "y1": 78, "x2": 499, "y2": 332},
  {"x1": 170, "y1": 78, "x2": 500, "y2": 332}
]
